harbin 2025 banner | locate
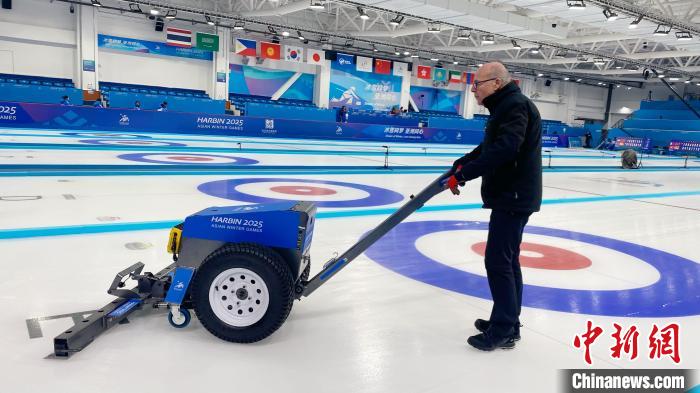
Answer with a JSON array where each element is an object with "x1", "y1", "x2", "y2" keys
[{"x1": 329, "y1": 54, "x2": 401, "y2": 111}]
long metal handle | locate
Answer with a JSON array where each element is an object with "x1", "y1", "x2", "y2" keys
[{"x1": 301, "y1": 170, "x2": 453, "y2": 297}]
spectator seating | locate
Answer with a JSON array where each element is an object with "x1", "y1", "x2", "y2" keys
[
  {"x1": 101, "y1": 82, "x2": 224, "y2": 114},
  {"x1": 0, "y1": 73, "x2": 82, "y2": 105}
]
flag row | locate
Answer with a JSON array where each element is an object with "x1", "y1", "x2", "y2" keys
[
  {"x1": 234, "y1": 38, "x2": 325, "y2": 64},
  {"x1": 416, "y1": 65, "x2": 475, "y2": 84}
]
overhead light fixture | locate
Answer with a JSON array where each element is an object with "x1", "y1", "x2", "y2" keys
[
  {"x1": 537, "y1": 73, "x2": 544, "y2": 77},
  {"x1": 567, "y1": 0, "x2": 586, "y2": 10},
  {"x1": 576, "y1": 78, "x2": 582, "y2": 82},
  {"x1": 530, "y1": 46, "x2": 542, "y2": 54},
  {"x1": 669, "y1": 76, "x2": 680, "y2": 81},
  {"x1": 91, "y1": 0, "x2": 102, "y2": 7},
  {"x1": 511, "y1": 40, "x2": 521, "y2": 49},
  {"x1": 403, "y1": 51, "x2": 410, "y2": 56},
  {"x1": 150, "y1": 8, "x2": 160, "y2": 16},
  {"x1": 481, "y1": 34, "x2": 495, "y2": 45},
  {"x1": 309, "y1": 1, "x2": 325, "y2": 10},
  {"x1": 577, "y1": 54, "x2": 589, "y2": 62},
  {"x1": 453, "y1": 59, "x2": 459, "y2": 65},
  {"x1": 410, "y1": 54, "x2": 419, "y2": 58},
  {"x1": 205, "y1": 15, "x2": 215, "y2": 26},
  {"x1": 602, "y1": 8, "x2": 618, "y2": 22},
  {"x1": 357, "y1": 7, "x2": 369, "y2": 20},
  {"x1": 372, "y1": 45, "x2": 378, "y2": 52},
  {"x1": 128, "y1": 3, "x2": 142, "y2": 13},
  {"x1": 614, "y1": 63, "x2": 623, "y2": 69},
  {"x1": 616, "y1": 84, "x2": 621, "y2": 88},
  {"x1": 164, "y1": 10, "x2": 177, "y2": 20},
  {"x1": 627, "y1": 87, "x2": 632, "y2": 90},
  {"x1": 430, "y1": 57, "x2": 439, "y2": 61},
  {"x1": 233, "y1": 21, "x2": 245, "y2": 30},
  {"x1": 427, "y1": 24, "x2": 441, "y2": 33},
  {"x1": 297, "y1": 31, "x2": 305, "y2": 40},
  {"x1": 389, "y1": 15, "x2": 404, "y2": 26},
  {"x1": 593, "y1": 57, "x2": 605, "y2": 65},
  {"x1": 676, "y1": 31, "x2": 692, "y2": 41},
  {"x1": 629, "y1": 15, "x2": 642, "y2": 28},
  {"x1": 395, "y1": 49, "x2": 401, "y2": 56},
  {"x1": 456, "y1": 29, "x2": 471, "y2": 40},
  {"x1": 657, "y1": 74, "x2": 665, "y2": 78},
  {"x1": 554, "y1": 48, "x2": 568, "y2": 57},
  {"x1": 653, "y1": 25, "x2": 671, "y2": 36},
  {"x1": 597, "y1": 82, "x2": 603, "y2": 85},
  {"x1": 684, "y1": 79, "x2": 692, "y2": 84},
  {"x1": 477, "y1": 63, "x2": 483, "y2": 67},
  {"x1": 564, "y1": 77, "x2": 570, "y2": 81},
  {"x1": 282, "y1": 31, "x2": 290, "y2": 37}
]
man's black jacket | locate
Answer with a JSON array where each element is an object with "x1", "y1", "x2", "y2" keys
[{"x1": 453, "y1": 81, "x2": 542, "y2": 213}]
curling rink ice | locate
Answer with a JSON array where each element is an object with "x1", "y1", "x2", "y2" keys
[{"x1": 1, "y1": 128, "x2": 699, "y2": 393}]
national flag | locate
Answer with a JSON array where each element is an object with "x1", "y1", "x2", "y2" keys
[
  {"x1": 260, "y1": 42, "x2": 281, "y2": 60},
  {"x1": 307, "y1": 49, "x2": 325, "y2": 64},
  {"x1": 356, "y1": 56, "x2": 373, "y2": 72},
  {"x1": 449, "y1": 70, "x2": 462, "y2": 83},
  {"x1": 285, "y1": 45, "x2": 303, "y2": 62},
  {"x1": 166, "y1": 27, "x2": 192, "y2": 48},
  {"x1": 235, "y1": 38, "x2": 257, "y2": 56},
  {"x1": 434, "y1": 68, "x2": 447, "y2": 82},
  {"x1": 417, "y1": 65, "x2": 431, "y2": 79},
  {"x1": 393, "y1": 61, "x2": 408, "y2": 77},
  {"x1": 462, "y1": 72, "x2": 474, "y2": 84},
  {"x1": 374, "y1": 59, "x2": 391, "y2": 74},
  {"x1": 514, "y1": 79, "x2": 521, "y2": 86}
]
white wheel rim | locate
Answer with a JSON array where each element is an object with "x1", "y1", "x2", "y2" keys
[
  {"x1": 171, "y1": 311, "x2": 187, "y2": 325},
  {"x1": 208, "y1": 268, "x2": 270, "y2": 327}
]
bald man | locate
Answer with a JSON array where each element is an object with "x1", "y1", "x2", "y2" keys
[{"x1": 445, "y1": 62, "x2": 542, "y2": 351}]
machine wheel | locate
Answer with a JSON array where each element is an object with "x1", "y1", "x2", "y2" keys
[
  {"x1": 191, "y1": 243, "x2": 294, "y2": 343},
  {"x1": 168, "y1": 307, "x2": 191, "y2": 328}
]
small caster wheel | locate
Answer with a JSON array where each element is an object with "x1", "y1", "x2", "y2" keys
[{"x1": 168, "y1": 307, "x2": 191, "y2": 328}]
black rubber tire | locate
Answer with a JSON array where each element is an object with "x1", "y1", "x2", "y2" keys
[{"x1": 191, "y1": 243, "x2": 294, "y2": 343}]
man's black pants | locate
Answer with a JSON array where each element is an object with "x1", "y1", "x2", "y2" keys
[{"x1": 484, "y1": 209, "x2": 531, "y2": 338}]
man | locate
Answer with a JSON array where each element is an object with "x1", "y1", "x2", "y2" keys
[
  {"x1": 60, "y1": 95, "x2": 71, "y2": 106},
  {"x1": 134, "y1": 100, "x2": 142, "y2": 110},
  {"x1": 157, "y1": 101, "x2": 168, "y2": 112},
  {"x1": 445, "y1": 62, "x2": 542, "y2": 351}
]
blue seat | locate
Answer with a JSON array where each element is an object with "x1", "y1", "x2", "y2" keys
[{"x1": 18, "y1": 79, "x2": 29, "y2": 84}]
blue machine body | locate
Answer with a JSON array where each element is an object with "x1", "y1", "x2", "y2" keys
[
  {"x1": 164, "y1": 267, "x2": 195, "y2": 305},
  {"x1": 181, "y1": 201, "x2": 315, "y2": 251}
]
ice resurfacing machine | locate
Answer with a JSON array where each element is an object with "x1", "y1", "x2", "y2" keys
[{"x1": 53, "y1": 171, "x2": 453, "y2": 357}]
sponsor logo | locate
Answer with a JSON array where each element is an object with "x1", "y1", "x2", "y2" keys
[
  {"x1": 338, "y1": 58, "x2": 352, "y2": 66},
  {"x1": 336, "y1": 126, "x2": 343, "y2": 135},
  {"x1": 119, "y1": 114, "x2": 130, "y2": 126},
  {"x1": 174, "y1": 281, "x2": 185, "y2": 291}
]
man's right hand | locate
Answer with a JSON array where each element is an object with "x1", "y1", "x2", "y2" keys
[{"x1": 452, "y1": 155, "x2": 469, "y2": 172}]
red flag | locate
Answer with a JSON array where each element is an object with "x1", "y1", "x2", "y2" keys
[
  {"x1": 374, "y1": 59, "x2": 391, "y2": 74},
  {"x1": 462, "y1": 72, "x2": 474, "y2": 84},
  {"x1": 260, "y1": 42, "x2": 281, "y2": 60},
  {"x1": 417, "y1": 65, "x2": 431, "y2": 79},
  {"x1": 514, "y1": 79, "x2": 520, "y2": 86}
]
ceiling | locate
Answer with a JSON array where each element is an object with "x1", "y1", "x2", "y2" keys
[{"x1": 95, "y1": 0, "x2": 700, "y2": 85}]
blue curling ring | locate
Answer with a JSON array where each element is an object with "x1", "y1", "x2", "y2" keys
[
  {"x1": 62, "y1": 132, "x2": 151, "y2": 139},
  {"x1": 117, "y1": 153, "x2": 258, "y2": 165},
  {"x1": 198, "y1": 178, "x2": 404, "y2": 208},
  {"x1": 365, "y1": 220, "x2": 700, "y2": 317}
]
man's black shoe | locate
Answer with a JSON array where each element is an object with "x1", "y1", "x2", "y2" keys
[
  {"x1": 474, "y1": 319, "x2": 521, "y2": 341},
  {"x1": 467, "y1": 332, "x2": 516, "y2": 351}
]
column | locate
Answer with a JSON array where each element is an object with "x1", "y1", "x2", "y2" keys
[
  {"x1": 399, "y1": 67, "x2": 411, "y2": 110},
  {"x1": 76, "y1": 4, "x2": 99, "y2": 91},
  {"x1": 313, "y1": 59, "x2": 330, "y2": 108},
  {"x1": 462, "y1": 84, "x2": 478, "y2": 119},
  {"x1": 211, "y1": 26, "x2": 231, "y2": 100}
]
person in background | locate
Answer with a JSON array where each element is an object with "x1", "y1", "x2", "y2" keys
[
  {"x1": 134, "y1": 100, "x2": 142, "y2": 110},
  {"x1": 93, "y1": 99, "x2": 103, "y2": 108},
  {"x1": 584, "y1": 130, "x2": 592, "y2": 148},
  {"x1": 60, "y1": 95, "x2": 71, "y2": 106},
  {"x1": 157, "y1": 101, "x2": 168, "y2": 112},
  {"x1": 342, "y1": 106, "x2": 349, "y2": 123},
  {"x1": 446, "y1": 61, "x2": 542, "y2": 351}
]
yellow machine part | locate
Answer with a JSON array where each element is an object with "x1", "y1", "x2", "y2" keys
[{"x1": 167, "y1": 225, "x2": 183, "y2": 255}]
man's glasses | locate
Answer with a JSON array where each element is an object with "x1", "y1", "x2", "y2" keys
[{"x1": 472, "y1": 77, "x2": 499, "y2": 89}]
